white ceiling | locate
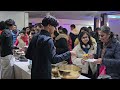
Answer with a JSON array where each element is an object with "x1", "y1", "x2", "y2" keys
[{"x1": 26, "y1": 11, "x2": 120, "y2": 20}]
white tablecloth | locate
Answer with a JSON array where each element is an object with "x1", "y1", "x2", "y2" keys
[
  {"x1": 14, "y1": 60, "x2": 31, "y2": 79},
  {"x1": 78, "y1": 75, "x2": 90, "y2": 79},
  {"x1": 13, "y1": 60, "x2": 90, "y2": 79}
]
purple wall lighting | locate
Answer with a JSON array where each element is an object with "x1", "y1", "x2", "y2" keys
[{"x1": 108, "y1": 18, "x2": 120, "y2": 36}]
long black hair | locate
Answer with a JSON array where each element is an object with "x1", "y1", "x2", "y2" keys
[
  {"x1": 0, "y1": 21, "x2": 6, "y2": 30},
  {"x1": 79, "y1": 27, "x2": 89, "y2": 33},
  {"x1": 78, "y1": 31, "x2": 93, "y2": 49}
]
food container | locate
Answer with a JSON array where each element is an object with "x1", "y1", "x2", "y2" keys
[
  {"x1": 51, "y1": 61, "x2": 68, "y2": 78},
  {"x1": 58, "y1": 64, "x2": 81, "y2": 79},
  {"x1": 52, "y1": 61, "x2": 68, "y2": 67},
  {"x1": 51, "y1": 65, "x2": 59, "y2": 77}
]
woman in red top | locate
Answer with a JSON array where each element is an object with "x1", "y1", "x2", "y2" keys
[{"x1": 14, "y1": 30, "x2": 29, "y2": 49}]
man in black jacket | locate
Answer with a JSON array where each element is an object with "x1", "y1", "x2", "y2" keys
[
  {"x1": 0, "y1": 19, "x2": 15, "y2": 79},
  {"x1": 25, "y1": 15, "x2": 76, "y2": 79}
]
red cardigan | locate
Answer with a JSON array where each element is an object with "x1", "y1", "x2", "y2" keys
[{"x1": 14, "y1": 34, "x2": 29, "y2": 46}]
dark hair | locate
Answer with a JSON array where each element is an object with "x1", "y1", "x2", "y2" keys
[
  {"x1": 95, "y1": 27, "x2": 101, "y2": 31},
  {"x1": 31, "y1": 29, "x2": 35, "y2": 32},
  {"x1": 31, "y1": 32, "x2": 35, "y2": 35},
  {"x1": 70, "y1": 24, "x2": 76, "y2": 28},
  {"x1": 22, "y1": 27, "x2": 30, "y2": 32},
  {"x1": 88, "y1": 26, "x2": 92, "y2": 32},
  {"x1": 35, "y1": 23, "x2": 43, "y2": 28},
  {"x1": 0, "y1": 21, "x2": 6, "y2": 30},
  {"x1": 62, "y1": 28, "x2": 68, "y2": 35},
  {"x1": 30, "y1": 30, "x2": 35, "y2": 35},
  {"x1": 78, "y1": 31, "x2": 92, "y2": 48},
  {"x1": 110, "y1": 32, "x2": 114, "y2": 38},
  {"x1": 19, "y1": 30, "x2": 26, "y2": 35},
  {"x1": 54, "y1": 30, "x2": 59, "y2": 37},
  {"x1": 29, "y1": 23, "x2": 32, "y2": 25},
  {"x1": 116, "y1": 34, "x2": 119, "y2": 36},
  {"x1": 88, "y1": 26, "x2": 92, "y2": 29},
  {"x1": 79, "y1": 27, "x2": 89, "y2": 33},
  {"x1": 5, "y1": 19, "x2": 15, "y2": 27},
  {"x1": 58, "y1": 26, "x2": 63, "y2": 30},
  {"x1": 42, "y1": 15, "x2": 59, "y2": 27},
  {"x1": 26, "y1": 27, "x2": 29, "y2": 29},
  {"x1": 22, "y1": 27, "x2": 26, "y2": 31},
  {"x1": 31, "y1": 25, "x2": 34, "y2": 28}
]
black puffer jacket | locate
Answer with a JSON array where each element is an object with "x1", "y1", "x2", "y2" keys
[{"x1": 55, "y1": 34, "x2": 69, "y2": 54}]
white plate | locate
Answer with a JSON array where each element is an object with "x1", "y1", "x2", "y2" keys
[
  {"x1": 24, "y1": 46, "x2": 28, "y2": 48},
  {"x1": 85, "y1": 59, "x2": 97, "y2": 62}
]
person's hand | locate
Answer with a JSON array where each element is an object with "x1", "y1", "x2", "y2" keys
[
  {"x1": 82, "y1": 54, "x2": 89, "y2": 60},
  {"x1": 70, "y1": 51, "x2": 77, "y2": 57},
  {"x1": 81, "y1": 59, "x2": 87, "y2": 65},
  {"x1": 93, "y1": 58, "x2": 102, "y2": 64},
  {"x1": 88, "y1": 54, "x2": 94, "y2": 59},
  {"x1": 19, "y1": 48, "x2": 25, "y2": 52},
  {"x1": 54, "y1": 46, "x2": 56, "y2": 50}
]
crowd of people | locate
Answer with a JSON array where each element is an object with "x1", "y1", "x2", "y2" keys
[
  {"x1": 0, "y1": 14, "x2": 120, "y2": 79},
  {"x1": 0, "y1": 19, "x2": 43, "y2": 79}
]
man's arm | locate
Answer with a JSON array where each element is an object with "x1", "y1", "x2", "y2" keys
[{"x1": 48, "y1": 38, "x2": 71, "y2": 64}]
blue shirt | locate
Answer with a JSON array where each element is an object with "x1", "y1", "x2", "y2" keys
[{"x1": 11, "y1": 30, "x2": 17, "y2": 45}]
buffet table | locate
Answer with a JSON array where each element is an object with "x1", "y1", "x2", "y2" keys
[
  {"x1": 14, "y1": 60, "x2": 31, "y2": 79},
  {"x1": 78, "y1": 75, "x2": 90, "y2": 79},
  {"x1": 13, "y1": 60, "x2": 90, "y2": 79},
  {"x1": 52, "y1": 75, "x2": 90, "y2": 79},
  {"x1": 13, "y1": 49, "x2": 90, "y2": 79}
]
